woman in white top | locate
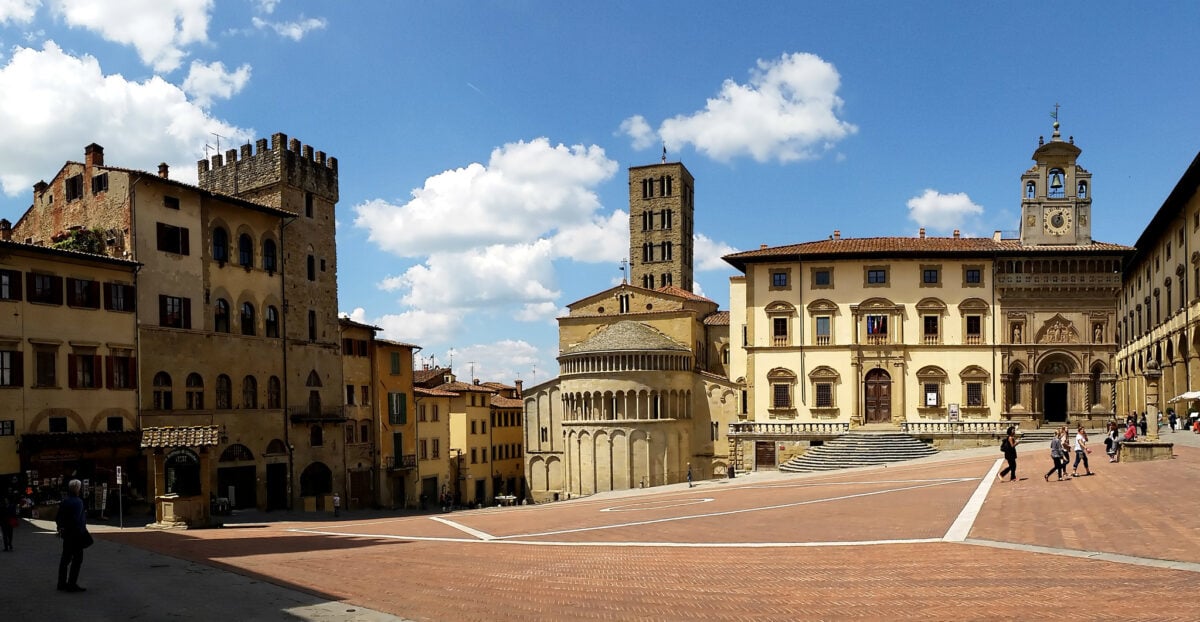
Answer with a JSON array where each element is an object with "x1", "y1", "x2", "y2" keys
[{"x1": 1072, "y1": 425, "x2": 1093, "y2": 477}]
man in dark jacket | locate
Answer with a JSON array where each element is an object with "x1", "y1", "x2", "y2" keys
[{"x1": 55, "y1": 479, "x2": 89, "y2": 592}]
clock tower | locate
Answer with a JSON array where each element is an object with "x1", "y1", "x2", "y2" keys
[{"x1": 1018, "y1": 120, "x2": 1093, "y2": 247}]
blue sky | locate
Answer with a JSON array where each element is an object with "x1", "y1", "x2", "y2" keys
[{"x1": 1, "y1": 1, "x2": 1199, "y2": 386}]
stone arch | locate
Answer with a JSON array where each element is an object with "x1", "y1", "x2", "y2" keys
[
  {"x1": 27, "y1": 408, "x2": 85, "y2": 433},
  {"x1": 299, "y1": 462, "x2": 333, "y2": 497},
  {"x1": 265, "y1": 439, "x2": 287, "y2": 456},
  {"x1": 219, "y1": 443, "x2": 255, "y2": 463},
  {"x1": 806, "y1": 298, "x2": 838, "y2": 314}
]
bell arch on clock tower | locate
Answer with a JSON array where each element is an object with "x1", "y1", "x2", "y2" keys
[
  {"x1": 628, "y1": 160, "x2": 695, "y2": 291},
  {"x1": 1019, "y1": 121, "x2": 1093, "y2": 247}
]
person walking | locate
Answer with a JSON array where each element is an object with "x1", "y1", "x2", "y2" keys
[
  {"x1": 55, "y1": 479, "x2": 91, "y2": 593},
  {"x1": 1, "y1": 492, "x2": 17, "y2": 551},
  {"x1": 686, "y1": 463, "x2": 694, "y2": 488},
  {"x1": 1139, "y1": 413, "x2": 1148, "y2": 437},
  {"x1": 1044, "y1": 427, "x2": 1067, "y2": 482},
  {"x1": 998, "y1": 426, "x2": 1018, "y2": 482},
  {"x1": 1071, "y1": 426, "x2": 1093, "y2": 477}
]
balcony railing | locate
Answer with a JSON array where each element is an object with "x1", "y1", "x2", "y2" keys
[
  {"x1": 902, "y1": 421, "x2": 1008, "y2": 434},
  {"x1": 865, "y1": 334, "x2": 889, "y2": 346},
  {"x1": 385, "y1": 454, "x2": 417, "y2": 470},
  {"x1": 815, "y1": 335, "x2": 831, "y2": 346},
  {"x1": 728, "y1": 421, "x2": 849, "y2": 437},
  {"x1": 772, "y1": 336, "x2": 789, "y2": 347},
  {"x1": 922, "y1": 334, "x2": 939, "y2": 345},
  {"x1": 288, "y1": 406, "x2": 347, "y2": 423},
  {"x1": 965, "y1": 334, "x2": 983, "y2": 345}
]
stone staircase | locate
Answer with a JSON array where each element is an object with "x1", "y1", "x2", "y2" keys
[{"x1": 778, "y1": 432, "x2": 939, "y2": 473}]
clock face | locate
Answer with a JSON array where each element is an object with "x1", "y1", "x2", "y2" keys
[{"x1": 1044, "y1": 208, "x2": 1073, "y2": 235}]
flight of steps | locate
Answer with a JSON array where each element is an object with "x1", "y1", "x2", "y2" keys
[{"x1": 778, "y1": 432, "x2": 939, "y2": 473}]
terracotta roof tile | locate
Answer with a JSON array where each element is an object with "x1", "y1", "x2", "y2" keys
[
  {"x1": 415, "y1": 386, "x2": 457, "y2": 397},
  {"x1": 563, "y1": 320, "x2": 689, "y2": 355},
  {"x1": 490, "y1": 395, "x2": 523, "y2": 408},
  {"x1": 433, "y1": 381, "x2": 497, "y2": 394},
  {"x1": 657, "y1": 285, "x2": 715, "y2": 303},
  {"x1": 140, "y1": 425, "x2": 221, "y2": 448},
  {"x1": 704, "y1": 311, "x2": 730, "y2": 326},
  {"x1": 414, "y1": 367, "x2": 451, "y2": 384},
  {"x1": 724, "y1": 236, "x2": 1133, "y2": 270}
]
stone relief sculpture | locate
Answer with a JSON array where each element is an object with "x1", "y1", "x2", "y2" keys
[{"x1": 1037, "y1": 317, "x2": 1078, "y2": 344}]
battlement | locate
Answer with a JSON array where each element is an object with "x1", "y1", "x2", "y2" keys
[{"x1": 196, "y1": 132, "x2": 338, "y2": 204}]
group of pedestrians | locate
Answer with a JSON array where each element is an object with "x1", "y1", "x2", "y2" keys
[{"x1": 1042, "y1": 425, "x2": 1093, "y2": 481}]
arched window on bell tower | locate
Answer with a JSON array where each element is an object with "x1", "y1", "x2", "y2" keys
[
  {"x1": 1048, "y1": 168, "x2": 1065, "y2": 198},
  {"x1": 1077, "y1": 180, "x2": 1088, "y2": 199},
  {"x1": 1025, "y1": 181, "x2": 1035, "y2": 199}
]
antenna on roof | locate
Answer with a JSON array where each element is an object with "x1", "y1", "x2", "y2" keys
[
  {"x1": 619, "y1": 258, "x2": 628, "y2": 284},
  {"x1": 468, "y1": 361, "x2": 477, "y2": 382},
  {"x1": 661, "y1": 143, "x2": 667, "y2": 163}
]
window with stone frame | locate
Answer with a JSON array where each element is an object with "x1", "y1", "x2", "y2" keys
[
  {"x1": 186, "y1": 373, "x2": 204, "y2": 409},
  {"x1": 960, "y1": 366, "x2": 990, "y2": 410},
  {"x1": 767, "y1": 368, "x2": 797, "y2": 412},
  {"x1": 809, "y1": 366, "x2": 839, "y2": 412}
]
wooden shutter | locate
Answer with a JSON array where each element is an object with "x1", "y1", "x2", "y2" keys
[
  {"x1": 182, "y1": 297, "x2": 192, "y2": 328},
  {"x1": 180, "y1": 227, "x2": 190, "y2": 255},
  {"x1": 67, "y1": 353, "x2": 78, "y2": 389},
  {"x1": 157, "y1": 222, "x2": 168, "y2": 251},
  {"x1": 12, "y1": 351, "x2": 22, "y2": 387},
  {"x1": 103, "y1": 282, "x2": 113, "y2": 309},
  {"x1": 399, "y1": 392, "x2": 407, "y2": 424},
  {"x1": 129, "y1": 357, "x2": 137, "y2": 389},
  {"x1": 105, "y1": 355, "x2": 113, "y2": 388},
  {"x1": 89, "y1": 280, "x2": 100, "y2": 307},
  {"x1": 158, "y1": 295, "x2": 168, "y2": 326}
]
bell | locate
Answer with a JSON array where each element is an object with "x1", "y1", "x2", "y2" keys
[{"x1": 1049, "y1": 172, "x2": 1064, "y2": 190}]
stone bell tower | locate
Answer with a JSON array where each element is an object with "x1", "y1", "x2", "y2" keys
[
  {"x1": 628, "y1": 157, "x2": 695, "y2": 291},
  {"x1": 1019, "y1": 116, "x2": 1093, "y2": 247}
]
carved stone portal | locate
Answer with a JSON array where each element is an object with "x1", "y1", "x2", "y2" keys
[{"x1": 1036, "y1": 315, "x2": 1079, "y2": 344}]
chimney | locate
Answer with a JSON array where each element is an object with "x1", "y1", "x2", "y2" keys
[
  {"x1": 0, "y1": 219, "x2": 10, "y2": 242},
  {"x1": 33, "y1": 180, "x2": 48, "y2": 197},
  {"x1": 158, "y1": 163, "x2": 169, "y2": 179},
  {"x1": 514, "y1": 379, "x2": 523, "y2": 398},
  {"x1": 833, "y1": 230, "x2": 841, "y2": 240},
  {"x1": 993, "y1": 230, "x2": 1002, "y2": 242},
  {"x1": 759, "y1": 244, "x2": 768, "y2": 250},
  {"x1": 919, "y1": 227, "x2": 926, "y2": 239},
  {"x1": 84, "y1": 143, "x2": 104, "y2": 167},
  {"x1": 953, "y1": 229, "x2": 961, "y2": 239},
  {"x1": 473, "y1": 378, "x2": 481, "y2": 385}
]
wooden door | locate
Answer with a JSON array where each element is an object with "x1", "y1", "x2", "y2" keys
[{"x1": 864, "y1": 369, "x2": 892, "y2": 423}]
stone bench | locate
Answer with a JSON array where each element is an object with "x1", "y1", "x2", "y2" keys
[{"x1": 1118, "y1": 441, "x2": 1174, "y2": 462}]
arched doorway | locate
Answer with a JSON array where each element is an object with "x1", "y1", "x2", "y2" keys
[
  {"x1": 165, "y1": 448, "x2": 202, "y2": 497},
  {"x1": 217, "y1": 443, "x2": 257, "y2": 509},
  {"x1": 1039, "y1": 356, "x2": 1074, "y2": 423},
  {"x1": 864, "y1": 368, "x2": 892, "y2": 423},
  {"x1": 299, "y1": 462, "x2": 333, "y2": 497}
]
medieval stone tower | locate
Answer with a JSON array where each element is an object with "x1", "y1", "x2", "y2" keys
[
  {"x1": 628, "y1": 161, "x2": 695, "y2": 291},
  {"x1": 197, "y1": 133, "x2": 342, "y2": 420}
]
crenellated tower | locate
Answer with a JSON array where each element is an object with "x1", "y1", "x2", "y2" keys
[{"x1": 197, "y1": 133, "x2": 342, "y2": 422}]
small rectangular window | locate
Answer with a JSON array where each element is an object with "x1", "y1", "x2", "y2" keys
[
  {"x1": 966, "y1": 382, "x2": 984, "y2": 407},
  {"x1": 28, "y1": 273, "x2": 63, "y2": 305},
  {"x1": 91, "y1": 173, "x2": 109, "y2": 194},
  {"x1": 815, "y1": 316, "x2": 831, "y2": 345},
  {"x1": 65, "y1": 174, "x2": 84, "y2": 201},
  {"x1": 158, "y1": 295, "x2": 191, "y2": 328},
  {"x1": 772, "y1": 383, "x2": 791, "y2": 409},
  {"x1": 346, "y1": 384, "x2": 356, "y2": 405},
  {"x1": 0, "y1": 420, "x2": 13, "y2": 436},
  {"x1": 67, "y1": 278, "x2": 100, "y2": 309},
  {"x1": 965, "y1": 268, "x2": 982, "y2": 284},
  {"x1": 924, "y1": 383, "x2": 941, "y2": 407},
  {"x1": 49, "y1": 417, "x2": 68, "y2": 433},
  {"x1": 923, "y1": 315, "x2": 939, "y2": 342},
  {"x1": 923, "y1": 269, "x2": 939, "y2": 284},
  {"x1": 770, "y1": 270, "x2": 789, "y2": 289},
  {"x1": 813, "y1": 269, "x2": 831, "y2": 287},
  {"x1": 105, "y1": 283, "x2": 135, "y2": 312},
  {"x1": 163, "y1": 196, "x2": 180, "y2": 209},
  {"x1": 0, "y1": 269, "x2": 23, "y2": 301},
  {"x1": 156, "y1": 222, "x2": 189, "y2": 255},
  {"x1": 0, "y1": 350, "x2": 22, "y2": 387},
  {"x1": 815, "y1": 383, "x2": 833, "y2": 408},
  {"x1": 867, "y1": 269, "x2": 887, "y2": 284}
]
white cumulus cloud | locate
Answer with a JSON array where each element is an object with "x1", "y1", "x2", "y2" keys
[
  {"x1": 380, "y1": 242, "x2": 560, "y2": 311},
  {"x1": 50, "y1": 0, "x2": 212, "y2": 72},
  {"x1": 618, "y1": 114, "x2": 655, "y2": 150},
  {"x1": 183, "y1": 60, "x2": 251, "y2": 107},
  {"x1": 251, "y1": 15, "x2": 326, "y2": 41},
  {"x1": 693, "y1": 232, "x2": 737, "y2": 272},
  {"x1": 0, "y1": 42, "x2": 251, "y2": 198},
  {"x1": 373, "y1": 309, "x2": 463, "y2": 346},
  {"x1": 626, "y1": 52, "x2": 857, "y2": 163},
  {"x1": 354, "y1": 138, "x2": 618, "y2": 257},
  {"x1": 0, "y1": 0, "x2": 39, "y2": 25},
  {"x1": 445, "y1": 340, "x2": 543, "y2": 385},
  {"x1": 906, "y1": 189, "x2": 985, "y2": 233},
  {"x1": 550, "y1": 209, "x2": 628, "y2": 263}
]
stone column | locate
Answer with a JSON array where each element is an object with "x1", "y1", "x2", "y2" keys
[{"x1": 1145, "y1": 362, "x2": 1162, "y2": 441}]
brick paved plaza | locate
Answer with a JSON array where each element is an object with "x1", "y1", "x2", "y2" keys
[{"x1": 75, "y1": 440, "x2": 1200, "y2": 621}]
